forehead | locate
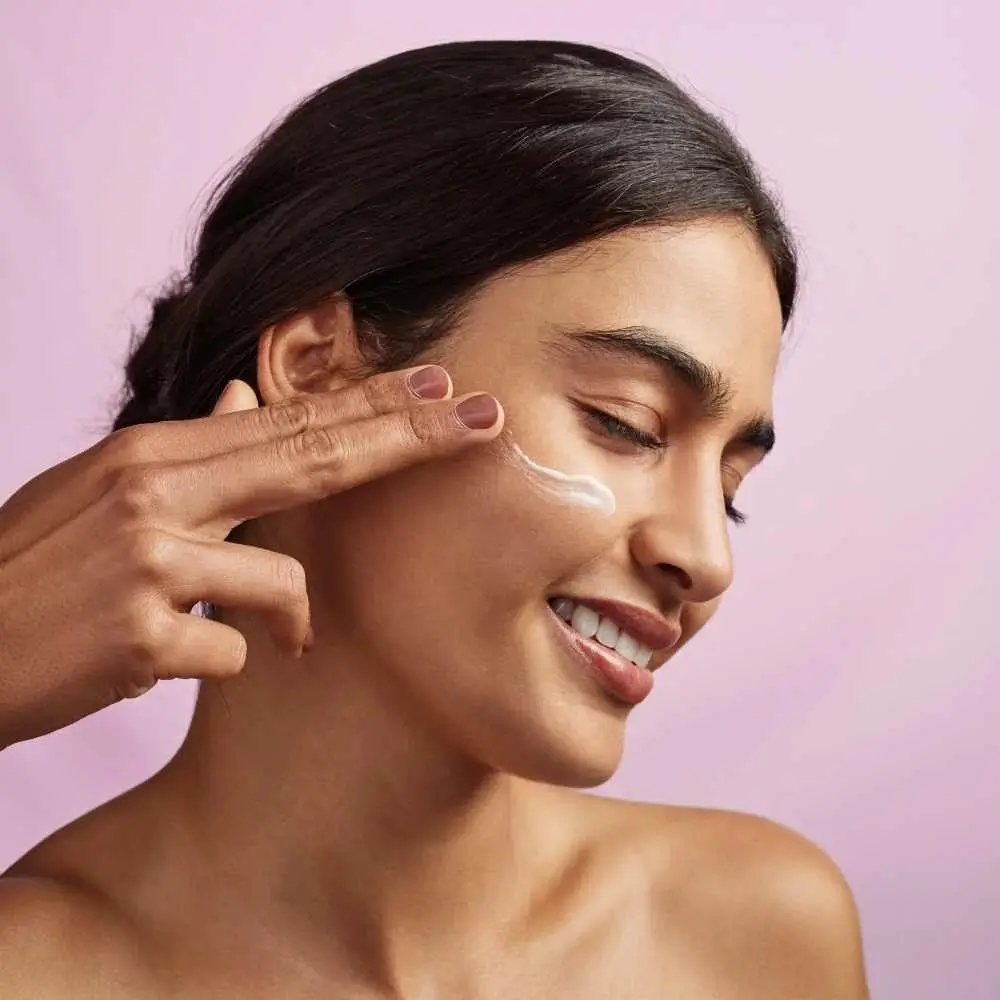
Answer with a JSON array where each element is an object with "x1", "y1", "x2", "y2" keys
[{"x1": 464, "y1": 219, "x2": 783, "y2": 405}]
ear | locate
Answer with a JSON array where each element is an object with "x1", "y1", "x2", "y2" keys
[{"x1": 256, "y1": 295, "x2": 366, "y2": 406}]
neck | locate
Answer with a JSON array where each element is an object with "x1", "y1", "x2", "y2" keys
[{"x1": 159, "y1": 613, "x2": 570, "y2": 984}]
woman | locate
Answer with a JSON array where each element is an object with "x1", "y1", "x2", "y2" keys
[{"x1": 0, "y1": 40, "x2": 868, "y2": 997}]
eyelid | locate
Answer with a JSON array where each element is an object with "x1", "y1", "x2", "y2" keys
[
  {"x1": 721, "y1": 462, "x2": 748, "y2": 525},
  {"x1": 577, "y1": 401, "x2": 749, "y2": 524},
  {"x1": 576, "y1": 402, "x2": 664, "y2": 450},
  {"x1": 579, "y1": 397, "x2": 664, "y2": 438},
  {"x1": 721, "y1": 460, "x2": 745, "y2": 489}
]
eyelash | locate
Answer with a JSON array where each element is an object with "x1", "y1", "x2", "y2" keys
[{"x1": 580, "y1": 405, "x2": 747, "y2": 526}]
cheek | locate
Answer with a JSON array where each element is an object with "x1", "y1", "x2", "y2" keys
[{"x1": 307, "y1": 439, "x2": 620, "y2": 638}]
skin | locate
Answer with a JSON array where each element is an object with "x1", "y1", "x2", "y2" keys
[{"x1": 0, "y1": 219, "x2": 869, "y2": 998}]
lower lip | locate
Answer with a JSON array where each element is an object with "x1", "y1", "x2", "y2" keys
[{"x1": 547, "y1": 605, "x2": 655, "y2": 706}]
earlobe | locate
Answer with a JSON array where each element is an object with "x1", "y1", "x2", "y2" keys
[{"x1": 256, "y1": 295, "x2": 363, "y2": 405}]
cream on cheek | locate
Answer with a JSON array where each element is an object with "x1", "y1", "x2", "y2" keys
[{"x1": 494, "y1": 434, "x2": 616, "y2": 516}]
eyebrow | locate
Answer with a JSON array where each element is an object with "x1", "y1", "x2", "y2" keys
[{"x1": 545, "y1": 325, "x2": 776, "y2": 457}]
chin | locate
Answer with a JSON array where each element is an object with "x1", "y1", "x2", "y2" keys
[
  {"x1": 474, "y1": 709, "x2": 629, "y2": 789},
  {"x1": 499, "y1": 743, "x2": 624, "y2": 789},
  {"x1": 450, "y1": 609, "x2": 641, "y2": 788}
]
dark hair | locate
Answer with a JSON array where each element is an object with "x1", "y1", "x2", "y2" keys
[{"x1": 110, "y1": 39, "x2": 797, "y2": 434}]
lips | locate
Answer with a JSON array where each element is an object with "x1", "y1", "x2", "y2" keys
[
  {"x1": 549, "y1": 595, "x2": 681, "y2": 653},
  {"x1": 546, "y1": 604, "x2": 656, "y2": 705}
]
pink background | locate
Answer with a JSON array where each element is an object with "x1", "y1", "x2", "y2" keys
[{"x1": 1, "y1": 2, "x2": 997, "y2": 995}]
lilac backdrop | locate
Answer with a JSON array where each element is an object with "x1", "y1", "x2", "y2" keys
[{"x1": 1, "y1": 2, "x2": 997, "y2": 996}]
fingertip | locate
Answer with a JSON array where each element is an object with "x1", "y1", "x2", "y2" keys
[
  {"x1": 493, "y1": 398, "x2": 506, "y2": 432},
  {"x1": 406, "y1": 364, "x2": 453, "y2": 400},
  {"x1": 478, "y1": 398, "x2": 505, "y2": 440},
  {"x1": 232, "y1": 631, "x2": 249, "y2": 671},
  {"x1": 212, "y1": 379, "x2": 260, "y2": 415},
  {"x1": 228, "y1": 380, "x2": 260, "y2": 411},
  {"x1": 211, "y1": 380, "x2": 237, "y2": 414},
  {"x1": 453, "y1": 393, "x2": 503, "y2": 432}
]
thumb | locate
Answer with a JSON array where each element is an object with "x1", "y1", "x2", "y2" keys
[{"x1": 211, "y1": 379, "x2": 260, "y2": 416}]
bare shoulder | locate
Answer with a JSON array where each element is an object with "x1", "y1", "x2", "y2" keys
[
  {"x1": 0, "y1": 870, "x2": 146, "y2": 999},
  {"x1": 575, "y1": 794, "x2": 870, "y2": 999},
  {"x1": 0, "y1": 804, "x2": 166, "y2": 1000}
]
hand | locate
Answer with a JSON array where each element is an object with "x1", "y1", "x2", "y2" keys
[{"x1": 0, "y1": 366, "x2": 503, "y2": 749}]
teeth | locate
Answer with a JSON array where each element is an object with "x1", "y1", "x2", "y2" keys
[
  {"x1": 550, "y1": 598, "x2": 652, "y2": 670},
  {"x1": 570, "y1": 604, "x2": 599, "y2": 639},
  {"x1": 595, "y1": 617, "x2": 619, "y2": 648},
  {"x1": 614, "y1": 630, "x2": 639, "y2": 661},
  {"x1": 552, "y1": 598, "x2": 575, "y2": 621}
]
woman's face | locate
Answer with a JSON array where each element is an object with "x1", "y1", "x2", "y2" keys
[{"x1": 271, "y1": 219, "x2": 783, "y2": 787}]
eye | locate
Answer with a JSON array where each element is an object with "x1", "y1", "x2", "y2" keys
[
  {"x1": 724, "y1": 498, "x2": 747, "y2": 526},
  {"x1": 721, "y1": 462, "x2": 747, "y2": 526},
  {"x1": 577, "y1": 403, "x2": 664, "y2": 451},
  {"x1": 581, "y1": 403, "x2": 749, "y2": 526}
]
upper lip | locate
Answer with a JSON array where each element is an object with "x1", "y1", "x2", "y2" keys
[{"x1": 552, "y1": 596, "x2": 682, "y2": 653}]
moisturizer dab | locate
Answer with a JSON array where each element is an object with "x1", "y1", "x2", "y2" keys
[{"x1": 504, "y1": 438, "x2": 616, "y2": 516}]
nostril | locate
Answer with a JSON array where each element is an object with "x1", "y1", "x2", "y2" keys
[{"x1": 656, "y1": 562, "x2": 693, "y2": 590}]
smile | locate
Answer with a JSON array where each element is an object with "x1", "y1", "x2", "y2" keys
[
  {"x1": 549, "y1": 597, "x2": 652, "y2": 668},
  {"x1": 545, "y1": 594, "x2": 682, "y2": 706}
]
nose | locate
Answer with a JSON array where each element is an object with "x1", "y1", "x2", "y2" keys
[{"x1": 628, "y1": 474, "x2": 735, "y2": 606}]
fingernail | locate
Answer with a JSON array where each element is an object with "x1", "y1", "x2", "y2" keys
[
  {"x1": 407, "y1": 365, "x2": 451, "y2": 400},
  {"x1": 303, "y1": 623, "x2": 315, "y2": 652},
  {"x1": 454, "y1": 393, "x2": 500, "y2": 430}
]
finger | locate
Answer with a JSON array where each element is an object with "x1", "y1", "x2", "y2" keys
[
  {"x1": 152, "y1": 612, "x2": 250, "y2": 681},
  {"x1": 0, "y1": 379, "x2": 262, "y2": 559},
  {"x1": 211, "y1": 379, "x2": 260, "y2": 416},
  {"x1": 162, "y1": 535, "x2": 310, "y2": 656},
  {"x1": 0, "y1": 369, "x2": 451, "y2": 560},
  {"x1": 126, "y1": 365, "x2": 454, "y2": 465},
  {"x1": 180, "y1": 391, "x2": 504, "y2": 531}
]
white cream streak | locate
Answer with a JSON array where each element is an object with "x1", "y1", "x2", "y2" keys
[{"x1": 506, "y1": 440, "x2": 616, "y2": 516}]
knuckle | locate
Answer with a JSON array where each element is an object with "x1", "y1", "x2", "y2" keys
[
  {"x1": 359, "y1": 373, "x2": 395, "y2": 413},
  {"x1": 120, "y1": 527, "x2": 176, "y2": 581},
  {"x1": 403, "y1": 406, "x2": 440, "y2": 449},
  {"x1": 270, "y1": 396, "x2": 320, "y2": 436},
  {"x1": 292, "y1": 426, "x2": 346, "y2": 467},
  {"x1": 112, "y1": 466, "x2": 171, "y2": 519},
  {"x1": 115, "y1": 675, "x2": 158, "y2": 701},
  {"x1": 122, "y1": 602, "x2": 174, "y2": 671},
  {"x1": 103, "y1": 425, "x2": 160, "y2": 467}
]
